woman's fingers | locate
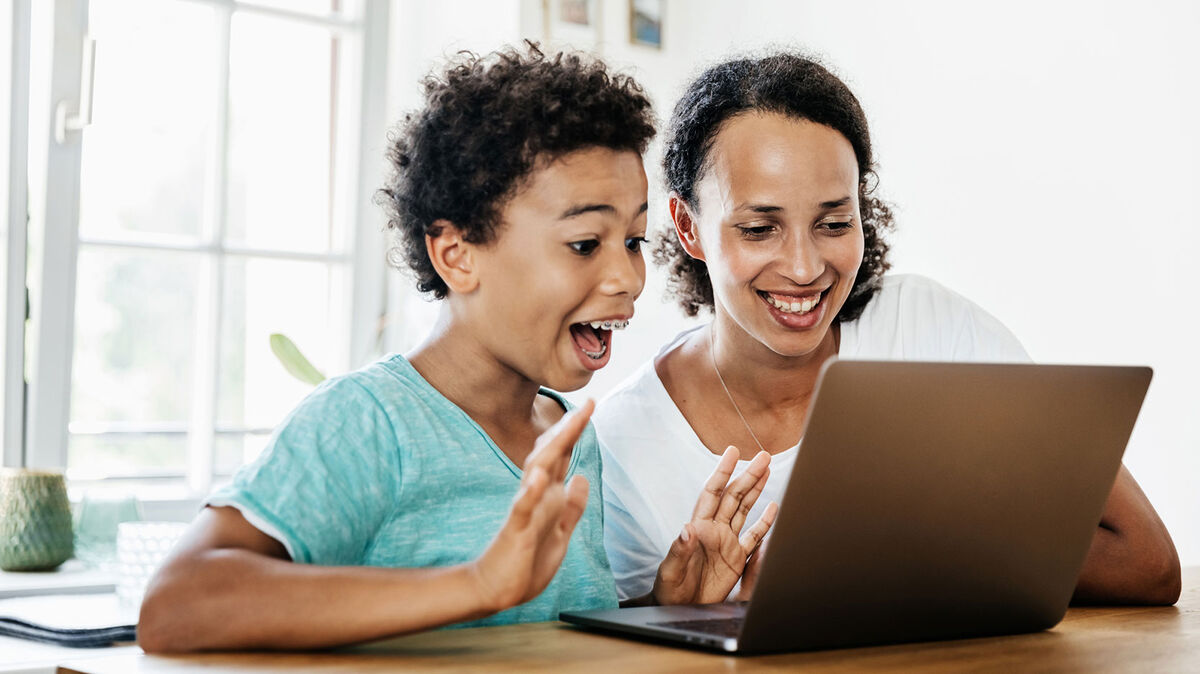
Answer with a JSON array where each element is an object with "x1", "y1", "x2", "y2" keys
[
  {"x1": 739, "y1": 501, "x2": 779, "y2": 556},
  {"x1": 692, "y1": 446, "x2": 739, "y2": 520},
  {"x1": 714, "y1": 451, "x2": 771, "y2": 526},
  {"x1": 527, "y1": 399, "x2": 594, "y2": 481},
  {"x1": 729, "y1": 466, "x2": 770, "y2": 534},
  {"x1": 657, "y1": 523, "x2": 697, "y2": 589}
]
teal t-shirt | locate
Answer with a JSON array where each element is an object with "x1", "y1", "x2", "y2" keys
[{"x1": 207, "y1": 354, "x2": 618, "y2": 627}]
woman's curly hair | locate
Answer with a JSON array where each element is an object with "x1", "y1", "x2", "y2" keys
[
  {"x1": 655, "y1": 52, "x2": 895, "y2": 321},
  {"x1": 378, "y1": 42, "x2": 656, "y2": 298}
]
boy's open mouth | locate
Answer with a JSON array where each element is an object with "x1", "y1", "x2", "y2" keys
[{"x1": 569, "y1": 319, "x2": 630, "y2": 365}]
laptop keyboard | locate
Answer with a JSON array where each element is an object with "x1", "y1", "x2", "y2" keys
[{"x1": 650, "y1": 617, "x2": 744, "y2": 637}]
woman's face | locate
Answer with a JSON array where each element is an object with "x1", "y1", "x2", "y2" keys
[{"x1": 679, "y1": 112, "x2": 865, "y2": 358}]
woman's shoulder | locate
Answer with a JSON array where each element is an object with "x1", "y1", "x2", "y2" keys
[
  {"x1": 593, "y1": 327, "x2": 703, "y2": 459},
  {"x1": 592, "y1": 358, "x2": 665, "y2": 433},
  {"x1": 843, "y1": 274, "x2": 1030, "y2": 362}
]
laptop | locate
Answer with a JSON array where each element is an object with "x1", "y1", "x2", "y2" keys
[{"x1": 561, "y1": 360, "x2": 1152, "y2": 654}]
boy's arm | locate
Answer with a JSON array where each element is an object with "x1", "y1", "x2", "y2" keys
[
  {"x1": 1071, "y1": 464, "x2": 1181, "y2": 605},
  {"x1": 139, "y1": 402, "x2": 595, "y2": 652},
  {"x1": 137, "y1": 506, "x2": 496, "y2": 651}
]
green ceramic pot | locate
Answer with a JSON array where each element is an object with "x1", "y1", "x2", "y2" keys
[{"x1": 0, "y1": 469, "x2": 75, "y2": 571}]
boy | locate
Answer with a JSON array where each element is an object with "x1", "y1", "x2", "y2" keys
[{"x1": 137, "y1": 43, "x2": 776, "y2": 652}]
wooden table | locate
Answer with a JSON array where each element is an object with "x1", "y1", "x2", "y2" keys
[{"x1": 57, "y1": 568, "x2": 1200, "y2": 673}]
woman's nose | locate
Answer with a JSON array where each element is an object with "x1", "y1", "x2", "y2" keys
[{"x1": 786, "y1": 234, "x2": 825, "y2": 284}]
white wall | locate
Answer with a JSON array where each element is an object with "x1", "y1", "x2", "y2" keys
[{"x1": 383, "y1": 0, "x2": 1200, "y2": 564}]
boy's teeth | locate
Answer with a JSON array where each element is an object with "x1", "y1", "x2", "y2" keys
[
  {"x1": 582, "y1": 343, "x2": 608, "y2": 359},
  {"x1": 765, "y1": 293, "x2": 820, "y2": 314},
  {"x1": 586, "y1": 320, "x2": 629, "y2": 330}
]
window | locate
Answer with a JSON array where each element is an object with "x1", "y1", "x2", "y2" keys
[{"x1": 20, "y1": 0, "x2": 390, "y2": 496}]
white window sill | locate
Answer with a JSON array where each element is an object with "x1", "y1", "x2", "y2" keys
[{"x1": 0, "y1": 560, "x2": 115, "y2": 600}]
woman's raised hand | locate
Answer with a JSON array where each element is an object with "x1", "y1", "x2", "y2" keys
[
  {"x1": 652, "y1": 446, "x2": 779, "y2": 605},
  {"x1": 469, "y1": 400, "x2": 594, "y2": 614}
]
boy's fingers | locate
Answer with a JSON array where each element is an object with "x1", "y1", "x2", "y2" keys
[
  {"x1": 692, "y1": 446, "x2": 738, "y2": 520},
  {"x1": 509, "y1": 467, "x2": 548, "y2": 530},
  {"x1": 557, "y1": 475, "x2": 590, "y2": 535},
  {"x1": 729, "y1": 466, "x2": 770, "y2": 534},
  {"x1": 528, "y1": 399, "x2": 594, "y2": 480},
  {"x1": 715, "y1": 451, "x2": 770, "y2": 526},
  {"x1": 739, "y1": 501, "x2": 779, "y2": 556}
]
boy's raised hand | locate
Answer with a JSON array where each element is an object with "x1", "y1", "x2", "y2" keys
[
  {"x1": 652, "y1": 446, "x2": 779, "y2": 605},
  {"x1": 469, "y1": 400, "x2": 595, "y2": 614}
]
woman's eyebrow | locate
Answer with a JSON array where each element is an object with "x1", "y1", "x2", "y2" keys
[
  {"x1": 819, "y1": 196, "x2": 853, "y2": 209},
  {"x1": 735, "y1": 203, "x2": 784, "y2": 213}
]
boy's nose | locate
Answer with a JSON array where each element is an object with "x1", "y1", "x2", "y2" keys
[{"x1": 599, "y1": 249, "x2": 645, "y2": 297}]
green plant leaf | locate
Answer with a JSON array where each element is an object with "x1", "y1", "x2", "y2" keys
[{"x1": 269, "y1": 333, "x2": 326, "y2": 386}]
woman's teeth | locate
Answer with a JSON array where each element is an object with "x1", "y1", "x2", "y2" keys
[
  {"x1": 582, "y1": 343, "x2": 607, "y2": 360},
  {"x1": 764, "y1": 293, "x2": 821, "y2": 314}
]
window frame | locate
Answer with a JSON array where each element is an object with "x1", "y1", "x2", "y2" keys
[
  {"x1": 3, "y1": 0, "x2": 32, "y2": 469},
  {"x1": 18, "y1": 0, "x2": 390, "y2": 498}
]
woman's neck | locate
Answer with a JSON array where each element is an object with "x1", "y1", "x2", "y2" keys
[
  {"x1": 407, "y1": 307, "x2": 545, "y2": 434},
  {"x1": 708, "y1": 313, "x2": 840, "y2": 414}
]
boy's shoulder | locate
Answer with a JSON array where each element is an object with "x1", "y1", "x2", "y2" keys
[
  {"x1": 304, "y1": 353, "x2": 426, "y2": 406},
  {"x1": 278, "y1": 354, "x2": 440, "y2": 440}
]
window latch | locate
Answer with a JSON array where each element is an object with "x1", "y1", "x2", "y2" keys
[{"x1": 54, "y1": 35, "x2": 96, "y2": 144}]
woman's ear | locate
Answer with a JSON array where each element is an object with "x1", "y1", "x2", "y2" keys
[
  {"x1": 669, "y1": 195, "x2": 705, "y2": 262},
  {"x1": 425, "y1": 220, "x2": 479, "y2": 294}
]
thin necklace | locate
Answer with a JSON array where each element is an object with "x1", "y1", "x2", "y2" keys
[{"x1": 709, "y1": 327, "x2": 768, "y2": 455}]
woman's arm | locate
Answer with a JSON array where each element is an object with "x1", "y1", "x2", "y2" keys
[
  {"x1": 620, "y1": 447, "x2": 778, "y2": 607},
  {"x1": 138, "y1": 402, "x2": 595, "y2": 652},
  {"x1": 1071, "y1": 465, "x2": 1181, "y2": 605}
]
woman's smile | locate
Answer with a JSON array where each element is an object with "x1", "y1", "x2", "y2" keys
[{"x1": 757, "y1": 289, "x2": 828, "y2": 329}]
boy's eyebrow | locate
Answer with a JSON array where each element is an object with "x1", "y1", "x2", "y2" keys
[
  {"x1": 560, "y1": 204, "x2": 615, "y2": 219},
  {"x1": 560, "y1": 202, "x2": 649, "y2": 219}
]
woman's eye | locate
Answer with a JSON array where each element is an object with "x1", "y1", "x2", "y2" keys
[
  {"x1": 625, "y1": 236, "x2": 646, "y2": 253},
  {"x1": 737, "y1": 224, "x2": 775, "y2": 239},
  {"x1": 819, "y1": 220, "x2": 854, "y2": 233},
  {"x1": 568, "y1": 240, "x2": 600, "y2": 255}
]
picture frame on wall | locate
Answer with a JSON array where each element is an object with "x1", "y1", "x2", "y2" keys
[
  {"x1": 545, "y1": 0, "x2": 602, "y2": 51},
  {"x1": 629, "y1": 0, "x2": 662, "y2": 49}
]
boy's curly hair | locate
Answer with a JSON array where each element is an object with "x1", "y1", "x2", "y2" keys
[
  {"x1": 656, "y1": 52, "x2": 894, "y2": 321},
  {"x1": 378, "y1": 42, "x2": 656, "y2": 298}
]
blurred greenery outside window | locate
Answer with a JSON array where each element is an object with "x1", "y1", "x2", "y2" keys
[{"x1": 43, "y1": 0, "x2": 388, "y2": 495}]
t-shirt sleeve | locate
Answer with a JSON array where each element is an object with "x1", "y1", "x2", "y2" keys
[
  {"x1": 206, "y1": 376, "x2": 402, "y2": 565},
  {"x1": 859, "y1": 275, "x2": 1033, "y2": 364},
  {"x1": 595, "y1": 386, "x2": 674, "y2": 602},
  {"x1": 601, "y1": 474, "x2": 665, "y2": 601}
]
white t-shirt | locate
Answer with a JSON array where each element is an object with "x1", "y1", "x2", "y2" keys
[{"x1": 594, "y1": 274, "x2": 1031, "y2": 600}]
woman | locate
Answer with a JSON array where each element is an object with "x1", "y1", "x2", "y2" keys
[{"x1": 593, "y1": 52, "x2": 1180, "y2": 605}]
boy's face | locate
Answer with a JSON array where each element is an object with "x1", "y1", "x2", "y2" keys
[{"x1": 467, "y1": 147, "x2": 648, "y2": 391}]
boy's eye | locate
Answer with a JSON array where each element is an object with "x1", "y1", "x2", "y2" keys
[
  {"x1": 568, "y1": 239, "x2": 600, "y2": 256},
  {"x1": 625, "y1": 236, "x2": 646, "y2": 253}
]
